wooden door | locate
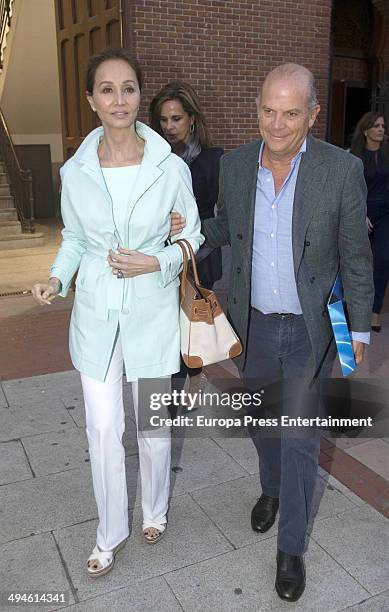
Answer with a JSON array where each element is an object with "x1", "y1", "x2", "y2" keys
[
  {"x1": 54, "y1": 0, "x2": 123, "y2": 159},
  {"x1": 15, "y1": 145, "x2": 55, "y2": 218},
  {"x1": 329, "y1": 81, "x2": 347, "y2": 147}
]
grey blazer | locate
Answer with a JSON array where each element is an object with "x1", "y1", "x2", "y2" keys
[{"x1": 203, "y1": 135, "x2": 374, "y2": 376}]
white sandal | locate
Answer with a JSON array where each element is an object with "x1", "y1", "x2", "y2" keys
[
  {"x1": 142, "y1": 521, "x2": 167, "y2": 545},
  {"x1": 86, "y1": 537, "x2": 128, "y2": 578}
]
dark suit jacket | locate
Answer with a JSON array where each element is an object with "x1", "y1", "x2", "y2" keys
[
  {"x1": 203, "y1": 135, "x2": 374, "y2": 376},
  {"x1": 190, "y1": 147, "x2": 224, "y2": 287}
]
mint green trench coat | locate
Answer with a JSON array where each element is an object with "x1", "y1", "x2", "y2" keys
[{"x1": 51, "y1": 122, "x2": 204, "y2": 381}]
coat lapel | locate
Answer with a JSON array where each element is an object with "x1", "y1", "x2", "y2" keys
[
  {"x1": 76, "y1": 128, "x2": 111, "y2": 198},
  {"x1": 79, "y1": 161, "x2": 109, "y2": 196},
  {"x1": 123, "y1": 123, "x2": 170, "y2": 242},
  {"x1": 72, "y1": 122, "x2": 171, "y2": 246},
  {"x1": 292, "y1": 136, "x2": 329, "y2": 275},
  {"x1": 124, "y1": 159, "x2": 163, "y2": 229},
  {"x1": 239, "y1": 140, "x2": 261, "y2": 252}
]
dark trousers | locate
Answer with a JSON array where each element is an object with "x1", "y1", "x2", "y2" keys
[
  {"x1": 370, "y1": 212, "x2": 389, "y2": 313},
  {"x1": 242, "y1": 308, "x2": 334, "y2": 556},
  {"x1": 172, "y1": 358, "x2": 201, "y2": 392}
]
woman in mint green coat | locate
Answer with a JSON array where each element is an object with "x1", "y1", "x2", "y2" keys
[{"x1": 32, "y1": 48, "x2": 203, "y2": 577}]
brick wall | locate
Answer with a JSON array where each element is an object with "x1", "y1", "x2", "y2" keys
[
  {"x1": 332, "y1": 57, "x2": 369, "y2": 83},
  {"x1": 124, "y1": 0, "x2": 332, "y2": 151}
]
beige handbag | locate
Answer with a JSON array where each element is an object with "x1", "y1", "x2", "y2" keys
[{"x1": 176, "y1": 239, "x2": 242, "y2": 368}]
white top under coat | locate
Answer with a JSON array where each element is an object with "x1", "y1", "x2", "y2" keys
[{"x1": 102, "y1": 165, "x2": 140, "y2": 311}]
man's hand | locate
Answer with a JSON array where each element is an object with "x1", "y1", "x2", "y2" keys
[
  {"x1": 366, "y1": 217, "x2": 373, "y2": 234},
  {"x1": 108, "y1": 247, "x2": 160, "y2": 277},
  {"x1": 169, "y1": 211, "x2": 186, "y2": 237},
  {"x1": 352, "y1": 340, "x2": 366, "y2": 366}
]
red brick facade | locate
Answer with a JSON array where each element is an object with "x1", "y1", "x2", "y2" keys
[
  {"x1": 332, "y1": 57, "x2": 370, "y2": 83},
  {"x1": 123, "y1": 0, "x2": 332, "y2": 151}
]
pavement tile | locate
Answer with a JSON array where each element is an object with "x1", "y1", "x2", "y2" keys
[
  {"x1": 0, "y1": 440, "x2": 33, "y2": 485},
  {"x1": 54, "y1": 494, "x2": 233, "y2": 601},
  {"x1": 191, "y1": 474, "x2": 275, "y2": 548},
  {"x1": 312, "y1": 505, "x2": 389, "y2": 595},
  {"x1": 0, "y1": 383, "x2": 8, "y2": 407},
  {"x1": 62, "y1": 397, "x2": 86, "y2": 428},
  {"x1": 63, "y1": 577, "x2": 181, "y2": 611},
  {"x1": 0, "y1": 466, "x2": 96, "y2": 545},
  {"x1": 21, "y1": 429, "x2": 92, "y2": 477},
  {"x1": 210, "y1": 436, "x2": 259, "y2": 474},
  {"x1": 21, "y1": 424, "x2": 139, "y2": 478},
  {"x1": 0, "y1": 400, "x2": 76, "y2": 442},
  {"x1": 2, "y1": 371, "x2": 81, "y2": 405},
  {"x1": 345, "y1": 439, "x2": 389, "y2": 482},
  {"x1": 0, "y1": 533, "x2": 74, "y2": 610},
  {"x1": 190, "y1": 472, "x2": 357, "y2": 551},
  {"x1": 342, "y1": 590, "x2": 389, "y2": 611},
  {"x1": 329, "y1": 438, "x2": 375, "y2": 450},
  {"x1": 164, "y1": 536, "x2": 368, "y2": 612},
  {"x1": 170, "y1": 437, "x2": 247, "y2": 495},
  {"x1": 0, "y1": 457, "x2": 142, "y2": 545}
]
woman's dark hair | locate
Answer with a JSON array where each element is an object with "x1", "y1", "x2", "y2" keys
[
  {"x1": 86, "y1": 48, "x2": 142, "y2": 94},
  {"x1": 350, "y1": 111, "x2": 385, "y2": 158},
  {"x1": 149, "y1": 82, "x2": 212, "y2": 148}
]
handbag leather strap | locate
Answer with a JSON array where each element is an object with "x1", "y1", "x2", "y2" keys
[
  {"x1": 176, "y1": 239, "x2": 202, "y2": 304},
  {"x1": 176, "y1": 239, "x2": 201, "y2": 285},
  {"x1": 176, "y1": 240, "x2": 189, "y2": 303}
]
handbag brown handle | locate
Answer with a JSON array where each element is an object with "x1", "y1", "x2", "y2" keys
[
  {"x1": 176, "y1": 239, "x2": 202, "y2": 304},
  {"x1": 176, "y1": 238, "x2": 201, "y2": 286},
  {"x1": 176, "y1": 240, "x2": 189, "y2": 303}
]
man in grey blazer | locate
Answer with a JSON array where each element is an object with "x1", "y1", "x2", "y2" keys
[{"x1": 172, "y1": 63, "x2": 373, "y2": 602}]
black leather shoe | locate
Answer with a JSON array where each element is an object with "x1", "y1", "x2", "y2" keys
[
  {"x1": 251, "y1": 494, "x2": 279, "y2": 533},
  {"x1": 275, "y1": 549, "x2": 306, "y2": 602}
]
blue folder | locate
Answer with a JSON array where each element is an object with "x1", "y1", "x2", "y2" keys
[{"x1": 327, "y1": 273, "x2": 356, "y2": 377}]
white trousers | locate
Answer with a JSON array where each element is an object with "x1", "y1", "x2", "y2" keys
[{"x1": 80, "y1": 334, "x2": 171, "y2": 550}]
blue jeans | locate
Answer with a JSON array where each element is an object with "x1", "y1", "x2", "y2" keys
[{"x1": 242, "y1": 308, "x2": 334, "y2": 556}]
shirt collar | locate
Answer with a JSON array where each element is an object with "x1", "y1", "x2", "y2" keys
[{"x1": 258, "y1": 138, "x2": 307, "y2": 170}]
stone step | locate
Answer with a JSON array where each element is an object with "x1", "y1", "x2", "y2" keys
[
  {"x1": 0, "y1": 173, "x2": 8, "y2": 185},
  {"x1": 0, "y1": 232, "x2": 45, "y2": 250},
  {"x1": 0, "y1": 208, "x2": 17, "y2": 221},
  {"x1": 0, "y1": 220, "x2": 21, "y2": 236},
  {"x1": 0, "y1": 195, "x2": 14, "y2": 208},
  {"x1": 0, "y1": 184, "x2": 11, "y2": 196}
]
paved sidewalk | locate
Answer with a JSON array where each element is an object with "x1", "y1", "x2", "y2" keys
[{"x1": 1, "y1": 369, "x2": 389, "y2": 612}]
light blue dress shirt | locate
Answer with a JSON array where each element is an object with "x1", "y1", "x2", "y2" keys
[{"x1": 250, "y1": 139, "x2": 369, "y2": 344}]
